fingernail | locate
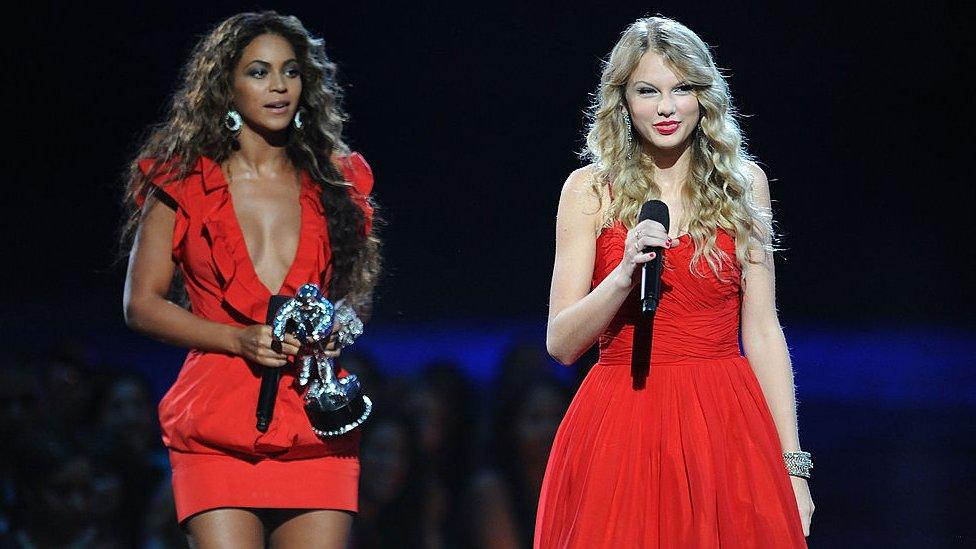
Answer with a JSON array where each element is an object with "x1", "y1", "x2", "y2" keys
[{"x1": 649, "y1": 252, "x2": 656, "y2": 259}]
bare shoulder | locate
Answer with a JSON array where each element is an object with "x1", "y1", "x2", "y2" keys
[
  {"x1": 559, "y1": 164, "x2": 604, "y2": 214},
  {"x1": 745, "y1": 160, "x2": 769, "y2": 190},
  {"x1": 745, "y1": 160, "x2": 772, "y2": 207},
  {"x1": 564, "y1": 163, "x2": 601, "y2": 190}
]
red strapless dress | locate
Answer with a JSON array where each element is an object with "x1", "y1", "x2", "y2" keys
[
  {"x1": 136, "y1": 153, "x2": 374, "y2": 523},
  {"x1": 534, "y1": 223, "x2": 806, "y2": 548}
]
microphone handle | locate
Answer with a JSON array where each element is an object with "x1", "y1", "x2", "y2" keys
[
  {"x1": 256, "y1": 367, "x2": 280, "y2": 432},
  {"x1": 256, "y1": 294, "x2": 291, "y2": 433},
  {"x1": 641, "y1": 246, "x2": 665, "y2": 315}
]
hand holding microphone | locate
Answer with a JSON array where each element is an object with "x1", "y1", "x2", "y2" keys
[
  {"x1": 235, "y1": 324, "x2": 301, "y2": 367},
  {"x1": 624, "y1": 221, "x2": 670, "y2": 268},
  {"x1": 255, "y1": 295, "x2": 299, "y2": 433},
  {"x1": 634, "y1": 200, "x2": 671, "y2": 315},
  {"x1": 626, "y1": 201, "x2": 671, "y2": 383}
]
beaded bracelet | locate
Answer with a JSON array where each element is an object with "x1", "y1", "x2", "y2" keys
[{"x1": 784, "y1": 451, "x2": 813, "y2": 479}]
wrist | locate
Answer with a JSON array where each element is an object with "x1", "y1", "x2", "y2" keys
[
  {"x1": 609, "y1": 263, "x2": 637, "y2": 291},
  {"x1": 224, "y1": 324, "x2": 244, "y2": 355},
  {"x1": 783, "y1": 450, "x2": 813, "y2": 479}
]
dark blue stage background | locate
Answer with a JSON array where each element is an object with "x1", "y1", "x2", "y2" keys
[{"x1": 5, "y1": 1, "x2": 973, "y2": 547}]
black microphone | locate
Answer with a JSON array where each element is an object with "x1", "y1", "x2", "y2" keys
[
  {"x1": 256, "y1": 294, "x2": 291, "y2": 433},
  {"x1": 638, "y1": 200, "x2": 670, "y2": 315}
]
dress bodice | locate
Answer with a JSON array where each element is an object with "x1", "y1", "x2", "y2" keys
[
  {"x1": 137, "y1": 153, "x2": 374, "y2": 326},
  {"x1": 592, "y1": 223, "x2": 743, "y2": 365}
]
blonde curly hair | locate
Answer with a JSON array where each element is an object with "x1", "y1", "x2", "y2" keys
[{"x1": 585, "y1": 16, "x2": 773, "y2": 277}]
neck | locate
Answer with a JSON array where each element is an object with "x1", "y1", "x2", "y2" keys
[
  {"x1": 644, "y1": 139, "x2": 693, "y2": 195},
  {"x1": 232, "y1": 126, "x2": 292, "y2": 176}
]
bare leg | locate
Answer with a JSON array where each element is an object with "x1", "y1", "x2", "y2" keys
[
  {"x1": 185, "y1": 508, "x2": 265, "y2": 549},
  {"x1": 268, "y1": 509, "x2": 353, "y2": 549}
]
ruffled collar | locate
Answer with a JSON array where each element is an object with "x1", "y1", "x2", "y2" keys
[{"x1": 197, "y1": 157, "x2": 331, "y2": 324}]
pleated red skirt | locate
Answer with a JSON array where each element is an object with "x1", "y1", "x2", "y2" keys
[{"x1": 534, "y1": 357, "x2": 806, "y2": 548}]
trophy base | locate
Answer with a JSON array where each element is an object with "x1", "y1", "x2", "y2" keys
[{"x1": 306, "y1": 395, "x2": 373, "y2": 437}]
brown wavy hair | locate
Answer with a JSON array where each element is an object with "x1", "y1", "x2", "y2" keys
[{"x1": 120, "y1": 11, "x2": 381, "y2": 316}]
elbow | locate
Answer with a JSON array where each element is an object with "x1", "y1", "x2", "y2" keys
[
  {"x1": 550, "y1": 353, "x2": 577, "y2": 367},
  {"x1": 741, "y1": 324, "x2": 786, "y2": 357},
  {"x1": 123, "y1": 295, "x2": 150, "y2": 333},
  {"x1": 546, "y1": 336, "x2": 578, "y2": 367},
  {"x1": 546, "y1": 319, "x2": 584, "y2": 366}
]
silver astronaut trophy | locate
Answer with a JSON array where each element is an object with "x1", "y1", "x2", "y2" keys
[{"x1": 270, "y1": 283, "x2": 372, "y2": 437}]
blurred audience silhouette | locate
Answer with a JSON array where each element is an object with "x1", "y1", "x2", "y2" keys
[{"x1": 1, "y1": 343, "x2": 570, "y2": 548}]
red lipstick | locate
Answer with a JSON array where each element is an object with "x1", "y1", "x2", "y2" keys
[
  {"x1": 654, "y1": 120, "x2": 681, "y2": 135},
  {"x1": 653, "y1": 120, "x2": 680, "y2": 136}
]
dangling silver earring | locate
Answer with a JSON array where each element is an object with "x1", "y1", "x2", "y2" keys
[
  {"x1": 293, "y1": 109, "x2": 304, "y2": 130},
  {"x1": 694, "y1": 118, "x2": 706, "y2": 147},
  {"x1": 623, "y1": 109, "x2": 634, "y2": 160},
  {"x1": 224, "y1": 110, "x2": 243, "y2": 133}
]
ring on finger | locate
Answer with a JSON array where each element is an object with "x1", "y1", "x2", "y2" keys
[{"x1": 270, "y1": 338, "x2": 283, "y2": 354}]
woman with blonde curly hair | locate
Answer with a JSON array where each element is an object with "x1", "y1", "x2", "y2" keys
[
  {"x1": 536, "y1": 16, "x2": 813, "y2": 547},
  {"x1": 122, "y1": 11, "x2": 379, "y2": 547}
]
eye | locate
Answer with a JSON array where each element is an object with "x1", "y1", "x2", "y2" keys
[
  {"x1": 285, "y1": 66, "x2": 302, "y2": 78},
  {"x1": 637, "y1": 87, "x2": 658, "y2": 96},
  {"x1": 248, "y1": 68, "x2": 268, "y2": 78},
  {"x1": 674, "y1": 84, "x2": 695, "y2": 94}
]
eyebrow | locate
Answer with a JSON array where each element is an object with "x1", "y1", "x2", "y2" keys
[
  {"x1": 632, "y1": 80, "x2": 690, "y2": 88},
  {"x1": 245, "y1": 58, "x2": 299, "y2": 66}
]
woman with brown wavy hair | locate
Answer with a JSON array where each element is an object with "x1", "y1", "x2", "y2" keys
[
  {"x1": 122, "y1": 12, "x2": 380, "y2": 547},
  {"x1": 536, "y1": 16, "x2": 813, "y2": 547}
]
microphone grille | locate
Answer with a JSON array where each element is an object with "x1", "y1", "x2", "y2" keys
[{"x1": 638, "y1": 200, "x2": 670, "y2": 231}]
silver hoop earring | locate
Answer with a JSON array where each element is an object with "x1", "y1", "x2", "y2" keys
[
  {"x1": 293, "y1": 110, "x2": 304, "y2": 130},
  {"x1": 224, "y1": 110, "x2": 243, "y2": 133},
  {"x1": 623, "y1": 109, "x2": 634, "y2": 160}
]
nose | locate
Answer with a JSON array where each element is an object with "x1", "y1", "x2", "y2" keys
[
  {"x1": 657, "y1": 94, "x2": 676, "y2": 117},
  {"x1": 270, "y1": 70, "x2": 288, "y2": 93}
]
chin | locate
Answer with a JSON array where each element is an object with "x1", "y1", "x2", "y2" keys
[
  {"x1": 252, "y1": 120, "x2": 293, "y2": 135},
  {"x1": 648, "y1": 134, "x2": 693, "y2": 151}
]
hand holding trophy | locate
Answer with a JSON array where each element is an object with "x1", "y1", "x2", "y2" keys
[{"x1": 270, "y1": 284, "x2": 372, "y2": 437}]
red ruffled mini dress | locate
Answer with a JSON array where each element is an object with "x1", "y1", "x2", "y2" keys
[
  {"x1": 135, "y1": 153, "x2": 374, "y2": 523},
  {"x1": 534, "y1": 223, "x2": 807, "y2": 548}
]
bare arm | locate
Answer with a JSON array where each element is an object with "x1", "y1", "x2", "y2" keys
[
  {"x1": 545, "y1": 168, "x2": 670, "y2": 365},
  {"x1": 123, "y1": 195, "x2": 299, "y2": 366},
  {"x1": 739, "y1": 164, "x2": 800, "y2": 452},
  {"x1": 740, "y1": 163, "x2": 814, "y2": 534}
]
